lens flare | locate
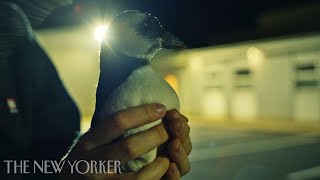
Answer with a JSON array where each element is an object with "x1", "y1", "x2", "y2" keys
[{"x1": 94, "y1": 25, "x2": 108, "y2": 42}]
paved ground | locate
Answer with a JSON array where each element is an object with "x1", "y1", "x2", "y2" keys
[{"x1": 184, "y1": 122, "x2": 320, "y2": 180}]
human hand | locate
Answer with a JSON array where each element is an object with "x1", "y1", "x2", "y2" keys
[
  {"x1": 162, "y1": 110, "x2": 192, "y2": 179},
  {"x1": 61, "y1": 103, "x2": 172, "y2": 180}
]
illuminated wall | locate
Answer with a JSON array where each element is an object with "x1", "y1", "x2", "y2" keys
[
  {"x1": 36, "y1": 26, "x2": 100, "y2": 131},
  {"x1": 36, "y1": 26, "x2": 320, "y2": 125},
  {"x1": 154, "y1": 34, "x2": 320, "y2": 123}
]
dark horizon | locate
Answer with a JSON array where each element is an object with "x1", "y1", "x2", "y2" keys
[{"x1": 41, "y1": 0, "x2": 320, "y2": 48}]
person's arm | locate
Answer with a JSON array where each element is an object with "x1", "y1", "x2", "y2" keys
[
  {"x1": 0, "y1": 2, "x2": 33, "y2": 61},
  {"x1": 0, "y1": 1, "x2": 80, "y2": 161},
  {"x1": 0, "y1": 2, "x2": 34, "y2": 150}
]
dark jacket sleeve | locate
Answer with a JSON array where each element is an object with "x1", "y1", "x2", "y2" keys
[{"x1": 0, "y1": 2, "x2": 80, "y2": 161}]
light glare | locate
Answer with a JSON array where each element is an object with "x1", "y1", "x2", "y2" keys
[
  {"x1": 164, "y1": 74, "x2": 179, "y2": 93},
  {"x1": 94, "y1": 25, "x2": 108, "y2": 42}
]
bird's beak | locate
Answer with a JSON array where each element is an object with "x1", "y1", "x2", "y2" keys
[{"x1": 160, "y1": 29, "x2": 187, "y2": 49}]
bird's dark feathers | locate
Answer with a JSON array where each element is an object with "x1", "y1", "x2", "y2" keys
[{"x1": 92, "y1": 46, "x2": 149, "y2": 125}]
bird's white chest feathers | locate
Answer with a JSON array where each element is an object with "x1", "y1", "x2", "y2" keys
[
  {"x1": 104, "y1": 65, "x2": 180, "y2": 129},
  {"x1": 103, "y1": 65, "x2": 180, "y2": 171}
]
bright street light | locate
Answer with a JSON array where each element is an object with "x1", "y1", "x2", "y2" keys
[{"x1": 94, "y1": 25, "x2": 108, "y2": 42}]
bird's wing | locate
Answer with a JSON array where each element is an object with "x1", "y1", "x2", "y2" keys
[{"x1": 92, "y1": 48, "x2": 148, "y2": 126}]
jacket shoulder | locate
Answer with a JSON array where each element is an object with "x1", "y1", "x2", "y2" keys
[{"x1": 0, "y1": 2, "x2": 33, "y2": 60}]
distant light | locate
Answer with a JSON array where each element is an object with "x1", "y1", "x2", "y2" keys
[
  {"x1": 165, "y1": 74, "x2": 179, "y2": 93},
  {"x1": 94, "y1": 25, "x2": 108, "y2": 42},
  {"x1": 247, "y1": 47, "x2": 265, "y2": 68}
]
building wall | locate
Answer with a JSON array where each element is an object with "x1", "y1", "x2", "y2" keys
[
  {"x1": 36, "y1": 26, "x2": 100, "y2": 125},
  {"x1": 155, "y1": 34, "x2": 320, "y2": 123},
  {"x1": 36, "y1": 26, "x2": 320, "y2": 124}
]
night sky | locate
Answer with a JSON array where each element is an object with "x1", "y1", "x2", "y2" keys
[{"x1": 42, "y1": 0, "x2": 320, "y2": 48}]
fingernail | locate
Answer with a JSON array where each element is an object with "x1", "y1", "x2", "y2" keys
[
  {"x1": 176, "y1": 143, "x2": 182, "y2": 152},
  {"x1": 155, "y1": 104, "x2": 166, "y2": 114},
  {"x1": 173, "y1": 111, "x2": 180, "y2": 119}
]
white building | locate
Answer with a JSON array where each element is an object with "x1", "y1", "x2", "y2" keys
[
  {"x1": 154, "y1": 33, "x2": 320, "y2": 123},
  {"x1": 36, "y1": 27, "x2": 320, "y2": 128}
]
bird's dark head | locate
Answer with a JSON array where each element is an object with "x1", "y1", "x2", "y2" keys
[{"x1": 104, "y1": 10, "x2": 186, "y2": 60}]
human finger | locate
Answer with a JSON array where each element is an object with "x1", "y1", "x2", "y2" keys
[
  {"x1": 95, "y1": 123, "x2": 169, "y2": 163},
  {"x1": 181, "y1": 136, "x2": 192, "y2": 155},
  {"x1": 164, "y1": 163, "x2": 180, "y2": 180},
  {"x1": 85, "y1": 103, "x2": 167, "y2": 150},
  {"x1": 135, "y1": 157, "x2": 170, "y2": 180},
  {"x1": 168, "y1": 139, "x2": 191, "y2": 176},
  {"x1": 165, "y1": 110, "x2": 190, "y2": 141}
]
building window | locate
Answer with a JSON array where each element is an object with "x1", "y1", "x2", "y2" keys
[
  {"x1": 294, "y1": 63, "x2": 318, "y2": 89},
  {"x1": 234, "y1": 68, "x2": 252, "y2": 88}
]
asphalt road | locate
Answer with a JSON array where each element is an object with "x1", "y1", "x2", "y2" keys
[{"x1": 184, "y1": 123, "x2": 320, "y2": 180}]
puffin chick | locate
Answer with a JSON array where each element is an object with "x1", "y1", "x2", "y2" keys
[{"x1": 92, "y1": 10, "x2": 186, "y2": 172}]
